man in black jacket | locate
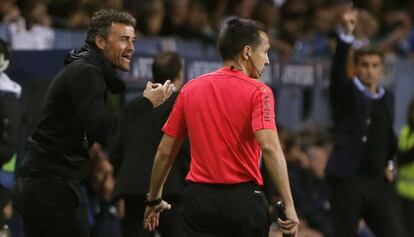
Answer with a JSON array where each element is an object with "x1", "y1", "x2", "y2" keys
[
  {"x1": 325, "y1": 7, "x2": 406, "y2": 237},
  {"x1": 13, "y1": 9, "x2": 172, "y2": 237},
  {"x1": 112, "y1": 51, "x2": 189, "y2": 237}
]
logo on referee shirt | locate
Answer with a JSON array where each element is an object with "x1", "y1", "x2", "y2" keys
[{"x1": 261, "y1": 87, "x2": 271, "y2": 122}]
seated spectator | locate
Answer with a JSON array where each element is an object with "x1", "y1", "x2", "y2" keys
[
  {"x1": 354, "y1": 9, "x2": 380, "y2": 49},
  {"x1": 252, "y1": 0, "x2": 294, "y2": 60},
  {"x1": 0, "y1": 0, "x2": 20, "y2": 23},
  {"x1": 66, "y1": 8, "x2": 90, "y2": 29},
  {"x1": 278, "y1": 0, "x2": 313, "y2": 57},
  {"x1": 178, "y1": 0, "x2": 216, "y2": 43},
  {"x1": 9, "y1": 0, "x2": 54, "y2": 50},
  {"x1": 222, "y1": 0, "x2": 256, "y2": 23},
  {"x1": 355, "y1": 0, "x2": 412, "y2": 56},
  {"x1": 160, "y1": 0, "x2": 188, "y2": 37},
  {"x1": 307, "y1": 1, "x2": 337, "y2": 56},
  {"x1": 302, "y1": 142, "x2": 332, "y2": 237},
  {"x1": 136, "y1": 0, "x2": 165, "y2": 36},
  {"x1": 82, "y1": 143, "x2": 121, "y2": 237}
]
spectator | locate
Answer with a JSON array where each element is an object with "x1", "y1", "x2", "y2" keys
[
  {"x1": 252, "y1": 0, "x2": 294, "y2": 60},
  {"x1": 112, "y1": 51, "x2": 189, "y2": 237},
  {"x1": 0, "y1": 38, "x2": 22, "y2": 234},
  {"x1": 178, "y1": 0, "x2": 216, "y2": 43},
  {"x1": 308, "y1": 1, "x2": 337, "y2": 56},
  {"x1": 225, "y1": 0, "x2": 256, "y2": 19},
  {"x1": 0, "y1": 0, "x2": 20, "y2": 23},
  {"x1": 160, "y1": 0, "x2": 188, "y2": 37},
  {"x1": 82, "y1": 143, "x2": 121, "y2": 237},
  {"x1": 396, "y1": 97, "x2": 414, "y2": 236},
  {"x1": 136, "y1": 0, "x2": 165, "y2": 36},
  {"x1": 9, "y1": 0, "x2": 54, "y2": 49},
  {"x1": 278, "y1": 0, "x2": 313, "y2": 56}
]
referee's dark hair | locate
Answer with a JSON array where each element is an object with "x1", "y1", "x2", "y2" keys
[
  {"x1": 86, "y1": 9, "x2": 136, "y2": 45},
  {"x1": 152, "y1": 51, "x2": 183, "y2": 84},
  {"x1": 217, "y1": 17, "x2": 266, "y2": 61}
]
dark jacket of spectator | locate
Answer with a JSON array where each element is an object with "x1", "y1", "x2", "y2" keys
[{"x1": 112, "y1": 92, "x2": 190, "y2": 198}]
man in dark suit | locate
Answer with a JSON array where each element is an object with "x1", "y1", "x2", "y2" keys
[
  {"x1": 325, "y1": 6, "x2": 407, "y2": 237},
  {"x1": 111, "y1": 51, "x2": 189, "y2": 237}
]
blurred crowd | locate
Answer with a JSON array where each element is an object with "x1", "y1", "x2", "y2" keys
[
  {"x1": 1, "y1": 0, "x2": 414, "y2": 58},
  {"x1": 1, "y1": 1, "x2": 414, "y2": 237}
]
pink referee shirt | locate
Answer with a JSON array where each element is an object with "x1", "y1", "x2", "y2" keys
[{"x1": 162, "y1": 67, "x2": 276, "y2": 185}]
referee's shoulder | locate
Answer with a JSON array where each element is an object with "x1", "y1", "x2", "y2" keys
[{"x1": 238, "y1": 76, "x2": 271, "y2": 92}]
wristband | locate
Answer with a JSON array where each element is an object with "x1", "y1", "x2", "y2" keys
[{"x1": 145, "y1": 193, "x2": 162, "y2": 207}]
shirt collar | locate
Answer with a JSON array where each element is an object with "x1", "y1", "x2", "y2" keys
[{"x1": 352, "y1": 76, "x2": 385, "y2": 99}]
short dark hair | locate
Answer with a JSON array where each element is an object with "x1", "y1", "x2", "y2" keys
[
  {"x1": 85, "y1": 9, "x2": 136, "y2": 45},
  {"x1": 353, "y1": 48, "x2": 384, "y2": 65},
  {"x1": 217, "y1": 17, "x2": 266, "y2": 61},
  {"x1": 152, "y1": 52, "x2": 183, "y2": 84}
]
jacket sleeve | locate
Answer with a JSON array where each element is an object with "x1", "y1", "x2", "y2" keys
[
  {"x1": 68, "y1": 65, "x2": 153, "y2": 147},
  {"x1": 120, "y1": 96, "x2": 153, "y2": 125},
  {"x1": 387, "y1": 93, "x2": 398, "y2": 162},
  {"x1": 330, "y1": 37, "x2": 353, "y2": 117},
  {"x1": 0, "y1": 94, "x2": 23, "y2": 166}
]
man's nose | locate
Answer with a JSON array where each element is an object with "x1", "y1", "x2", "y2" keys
[{"x1": 128, "y1": 40, "x2": 135, "y2": 51}]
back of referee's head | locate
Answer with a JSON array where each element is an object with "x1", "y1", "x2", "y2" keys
[{"x1": 217, "y1": 17, "x2": 266, "y2": 61}]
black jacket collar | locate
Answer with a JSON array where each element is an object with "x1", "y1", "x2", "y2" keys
[{"x1": 64, "y1": 43, "x2": 127, "y2": 93}]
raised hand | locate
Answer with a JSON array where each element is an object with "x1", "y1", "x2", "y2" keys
[
  {"x1": 143, "y1": 80, "x2": 174, "y2": 107},
  {"x1": 341, "y1": 5, "x2": 359, "y2": 35}
]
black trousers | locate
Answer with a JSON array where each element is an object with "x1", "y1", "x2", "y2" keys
[
  {"x1": 327, "y1": 176, "x2": 407, "y2": 237},
  {"x1": 180, "y1": 182, "x2": 270, "y2": 237},
  {"x1": 12, "y1": 176, "x2": 89, "y2": 237},
  {"x1": 122, "y1": 195, "x2": 182, "y2": 237}
]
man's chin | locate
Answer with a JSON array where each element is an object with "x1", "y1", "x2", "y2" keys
[
  {"x1": 361, "y1": 79, "x2": 375, "y2": 87},
  {"x1": 118, "y1": 65, "x2": 130, "y2": 72}
]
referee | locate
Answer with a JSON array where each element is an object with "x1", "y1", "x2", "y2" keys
[{"x1": 143, "y1": 17, "x2": 298, "y2": 237}]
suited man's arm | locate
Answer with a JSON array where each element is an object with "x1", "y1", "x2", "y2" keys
[{"x1": 330, "y1": 7, "x2": 358, "y2": 104}]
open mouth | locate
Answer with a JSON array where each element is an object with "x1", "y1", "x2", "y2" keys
[{"x1": 121, "y1": 53, "x2": 132, "y2": 63}]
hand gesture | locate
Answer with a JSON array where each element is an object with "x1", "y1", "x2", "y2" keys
[
  {"x1": 143, "y1": 80, "x2": 174, "y2": 107},
  {"x1": 277, "y1": 204, "x2": 300, "y2": 236},
  {"x1": 384, "y1": 160, "x2": 395, "y2": 183},
  {"x1": 143, "y1": 201, "x2": 171, "y2": 232},
  {"x1": 341, "y1": 5, "x2": 358, "y2": 35}
]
